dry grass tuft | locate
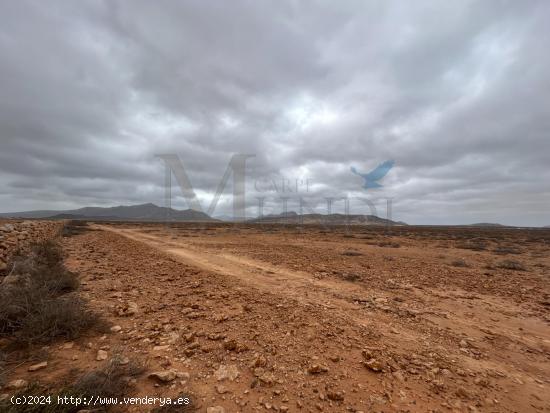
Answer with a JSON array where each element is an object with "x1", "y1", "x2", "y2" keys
[
  {"x1": 0, "y1": 239, "x2": 100, "y2": 345},
  {"x1": 0, "y1": 357, "x2": 146, "y2": 413},
  {"x1": 451, "y1": 259, "x2": 469, "y2": 267},
  {"x1": 496, "y1": 259, "x2": 526, "y2": 271}
]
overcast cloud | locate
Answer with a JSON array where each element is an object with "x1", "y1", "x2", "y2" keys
[{"x1": 1, "y1": 0, "x2": 549, "y2": 225}]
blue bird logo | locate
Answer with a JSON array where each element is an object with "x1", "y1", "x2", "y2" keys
[{"x1": 351, "y1": 160, "x2": 394, "y2": 189}]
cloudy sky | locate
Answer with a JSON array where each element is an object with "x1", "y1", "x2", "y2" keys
[{"x1": 1, "y1": 0, "x2": 549, "y2": 225}]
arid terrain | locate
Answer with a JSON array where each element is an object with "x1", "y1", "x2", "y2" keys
[{"x1": 1, "y1": 220, "x2": 549, "y2": 412}]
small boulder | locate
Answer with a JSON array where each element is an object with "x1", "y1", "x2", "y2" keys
[
  {"x1": 148, "y1": 370, "x2": 177, "y2": 383},
  {"x1": 214, "y1": 364, "x2": 239, "y2": 381},
  {"x1": 96, "y1": 350, "x2": 108, "y2": 361},
  {"x1": 28, "y1": 362, "x2": 48, "y2": 372},
  {"x1": 6, "y1": 379, "x2": 28, "y2": 390}
]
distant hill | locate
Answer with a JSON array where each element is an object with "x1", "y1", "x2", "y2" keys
[
  {"x1": 468, "y1": 223, "x2": 506, "y2": 227},
  {"x1": 249, "y1": 211, "x2": 405, "y2": 226},
  {"x1": 0, "y1": 203, "x2": 216, "y2": 222}
]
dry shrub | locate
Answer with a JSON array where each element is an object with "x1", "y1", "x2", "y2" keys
[
  {"x1": 342, "y1": 273, "x2": 362, "y2": 282},
  {"x1": 0, "y1": 357, "x2": 145, "y2": 413},
  {"x1": 15, "y1": 296, "x2": 100, "y2": 344},
  {"x1": 493, "y1": 246, "x2": 521, "y2": 255},
  {"x1": 70, "y1": 356, "x2": 145, "y2": 400},
  {"x1": 341, "y1": 250, "x2": 362, "y2": 256},
  {"x1": 62, "y1": 221, "x2": 89, "y2": 238},
  {"x1": 451, "y1": 259, "x2": 469, "y2": 267},
  {"x1": 378, "y1": 241, "x2": 400, "y2": 248},
  {"x1": 457, "y1": 241, "x2": 487, "y2": 251},
  {"x1": 496, "y1": 259, "x2": 526, "y2": 271},
  {"x1": 0, "y1": 240, "x2": 99, "y2": 345},
  {"x1": 9, "y1": 241, "x2": 79, "y2": 294}
]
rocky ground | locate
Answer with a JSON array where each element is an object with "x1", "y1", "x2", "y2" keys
[{"x1": 1, "y1": 221, "x2": 549, "y2": 412}]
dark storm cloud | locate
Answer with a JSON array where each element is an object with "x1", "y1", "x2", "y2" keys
[{"x1": 0, "y1": 0, "x2": 548, "y2": 225}]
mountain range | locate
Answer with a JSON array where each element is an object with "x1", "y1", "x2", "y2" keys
[
  {"x1": 0, "y1": 204, "x2": 406, "y2": 225},
  {"x1": 248, "y1": 211, "x2": 406, "y2": 226},
  {"x1": 0, "y1": 203, "x2": 216, "y2": 222}
]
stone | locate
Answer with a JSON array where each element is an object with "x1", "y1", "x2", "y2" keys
[
  {"x1": 149, "y1": 370, "x2": 177, "y2": 383},
  {"x1": 96, "y1": 350, "x2": 108, "y2": 361},
  {"x1": 363, "y1": 358, "x2": 384, "y2": 372},
  {"x1": 7, "y1": 379, "x2": 28, "y2": 390},
  {"x1": 176, "y1": 372, "x2": 190, "y2": 380},
  {"x1": 308, "y1": 364, "x2": 329, "y2": 375},
  {"x1": 28, "y1": 361, "x2": 48, "y2": 372},
  {"x1": 214, "y1": 364, "x2": 240, "y2": 381},
  {"x1": 206, "y1": 407, "x2": 225, "y2": 413},
  {"x1": 327, "y1": 391, "x2": 344, "y2": 401},
  {"x1": 110, "y1": 325, "x2": 122, "y2": 333},
  {"x1": 250, "y1": 354, "x2": 267, "y2": 368},
  {"x1": 118, "y1": 301, "x2": 139, "y2": 317}
]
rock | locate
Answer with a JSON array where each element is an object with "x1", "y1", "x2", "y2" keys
[
  {"x1": 474, "y1": 377, "x2": 489, "y2": 387},
  {"x1": 363, "y1": 358, "x2": 384, "y2": 372},
  {"x1": 258, "y1": 372, "x2": 276, "y2": 386},
  {"x1": 327, "y1": 391, "x2": 344, "y2": 401},
  {"x1": 118, "y1": 301, "x2": 139, "y2": 317},
  {"x1": 117, "y1": 357, "x2": 130, "y2": 365},
  {"x1": 7, "y1": 379, "x2": 28, "y2": 390},
  {"x1": 456, "y1": 386, "x2": 471, "y2": 399},
  {"x1": 216, "y1": 384, "x2": 228, "y2": 394},
  {"x1": 96, "y1": 350, "x2": 108, "y2": 361},
  {"x1": 110, "y1": 325, "x2": 122, "y2": 333},
  {"x1": 149, "y1": 370, "x2": 177, "y2": 383},
  {"x1": 214, "y1": 364, "x2": 240, "y2": 381},
  {"x1": 28, "y1": 361, "x2": 48, "y2": 372},
  {"x1": 206, "y1": 407, "x2": 225, "y2": 413},
  {"x1": 250, "y1": 354, "x2": 267, "y2": 368},
  {"x1": 176, "y1": 372, "x2": 190, "y2": 380},
  {"x1": 223, "y1": 339, "x2": 237, "y2": 351},
  {"x1": 392, "y1": 371, "x2": 405, "y2": 382},
  {"x1": 308, "y1": 364, "x2": 329, "y2": 375}
]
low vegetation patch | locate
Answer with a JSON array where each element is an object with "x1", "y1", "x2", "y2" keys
[
  {"x1": 342, "y1": 273, "x2": 362, "y2": 282},
  {"x1": 496, "y1": 259, "x2": 526, "y2": 271},
  {"x1": 0, "y1": 239, "x2": 100, "y2": 345},
  {"x1": 493, "y1": 246, "x2": 521, "y2": 255},
  {"x1": 61, "y1": 220, "x2": 90, "y2": 238},
  {"x1": 451, "y1": 258, "x2": 469, "y2": 267},
  {"x1": 378, "y1": 241, "x2": 400, "y2": 248},
  {"x1": 341, "y1": 250, "x2": 363, "y2": 256},
  {"x1": 0, "y1": 357, "x2": 146, "y2": 413},
  {"x1": 457, "y1": 241, "x2": 487, "y2": 251}
]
